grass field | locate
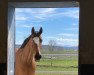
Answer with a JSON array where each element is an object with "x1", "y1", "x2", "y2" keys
[
  {"x1": 36, "y1": 50, "x2": 78, "y2": 75},
  {"x1": 41, "y1": 50, "x2": 78, "y2": 54},
  {"x1": 36, "y1": 71, "x2": 78, "y2": 75},
  {"x1": 36, "y1": 54, "x2": 78, "y2": 71}
]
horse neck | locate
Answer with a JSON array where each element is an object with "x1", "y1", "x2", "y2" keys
[{"x1": 18, "y1": 39, "x2": 35, "y2": 64}]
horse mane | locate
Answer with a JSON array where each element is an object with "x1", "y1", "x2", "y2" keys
[
  {"x1": 20, "y1": 31, "x2": 40, "y2": 49},
  {"x1": 20, "y1": 35, "x2": 32, "y2": 49}
]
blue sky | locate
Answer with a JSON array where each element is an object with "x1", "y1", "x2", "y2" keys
[{"x1": 15, "y1": 7, "x2": 79, "y2": 47}]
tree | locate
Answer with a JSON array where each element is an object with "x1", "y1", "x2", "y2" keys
[
  {"x1": 48, "y1": 40, "x2": 56, "y2": 52},
  {"x1": 48, "y1": 40, "x2": 57, "y2": 66}
]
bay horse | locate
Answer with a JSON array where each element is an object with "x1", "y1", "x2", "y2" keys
[{"x1": 15, "y1": 27, "x2": 43, "y2": 75}]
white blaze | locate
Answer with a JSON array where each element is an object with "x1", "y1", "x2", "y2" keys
[
  {"x1": 33, "y1": 37, "x2": 39, "y2": 46},
  {"x1": 33, "y1": 37, "x2": 41, "y2": 54}
]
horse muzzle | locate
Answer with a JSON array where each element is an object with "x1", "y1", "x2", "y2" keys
[{"x1": 35, "y1": 53, "x2": 42, "y2": 61}]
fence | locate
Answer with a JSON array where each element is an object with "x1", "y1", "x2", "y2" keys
[{"x1": 36, "y1": 53, "x2": 78, "y2": 75}]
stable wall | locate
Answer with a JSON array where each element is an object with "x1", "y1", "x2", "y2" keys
[
  {"x1": 0, "y1": 0, "x2": 8, "y2": 74},
  {"x1": 79, "y1": 0, "x2": 94, "y2": 74},
  {"x1": 79, "y1": 0, "x2": 94, "y2": 64}
]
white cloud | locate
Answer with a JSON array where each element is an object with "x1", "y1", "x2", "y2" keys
[
  {"x1": 40, "y1": 8, "x2": 57, "y2": 14},
  {"x1": 57, "y1": 38, "x2": 78, "y2": 46},
  {"x1": 15, "y1": 8, "x2": 33, "y2": 13},
  {"x1": 16, "y1": 24, "x2": 34, "y2": 28},
  {"x1": 63, "y1": 10, "x2": 79, "y2": 19},
  {"x1": 72, "y1": 23, "x2": 78, "y2": 26},
  {"x1": 45, "y1": 36, "x2": 78, "y2": 46},
  {"x1": 16, "y1": 8, "x2": 57, "y2": 20},
  {"x1": 16, "y1": 40, "x2": 22, "y2": 44},
  {"x1": 21, "y1": 25, "x2": 32, "y2": 28},
  {"x1": 15, "y1": 9, "x2": 23, "y2": 12},
  {"x1": 53, "y1": 9, "x2": 79, "y2": 19},
  {"x1": 49, "y1": 9, "x2": 79, "y2": 19},
  {"x1": 16, "y1": 8, "x2": 56, "y2": 14},
  {"x1": 57, "y1": 38, "x2": 78, "y2": 42},
  {"x1": 65, "y1": 27, "x2": 79, "y2": 31},
  {"x1": 46, "y1": 36, "x2": 57, "y2": 39},
  {"x1": 15, "y1": 8, "x2": 79, "y2": 21},
  {"x1": 16, "y1": 16, "x2": 28, "y2": 21},
  {"x1": 58, "y1": 33, "x2": 77, "y2": 37},
  {"x1": 16, "y1": 31, "x2": 23, "y2": 34},
  {"x1": 34, "y1": 15, "x2": 45, "y2": 20},
  {"x1": 32, "y1": 8, "x2": 57, "y2": 20}
]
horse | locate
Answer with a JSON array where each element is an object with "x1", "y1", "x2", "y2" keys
[{"x1": 15, "y1": 27, "x2": 43, "y2": 75}]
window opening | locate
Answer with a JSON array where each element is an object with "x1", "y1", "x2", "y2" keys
[{"x1": 15, "y1": 7, "x2": 79, "y2": 75}]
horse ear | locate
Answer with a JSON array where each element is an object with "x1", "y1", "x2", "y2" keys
[
  {"x1": 31, "y1": 27, "x2": 35, "y2": 34},
  {"x1": 38, "y1": 27, "x2": 43, "y2": 35}
]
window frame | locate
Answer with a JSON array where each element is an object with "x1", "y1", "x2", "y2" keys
[{"x1": 8, "y1": 1, "x2": 79, "y2": 75}]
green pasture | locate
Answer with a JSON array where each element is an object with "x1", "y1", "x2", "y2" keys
[
  {"x1": 37, "y1": 73, "x2": 77, "y2": 75},
  {"x1": 41, "y1": 50, "x2": 78, "y2": 54},
  {"x1": 36, "y1": 50, "x2": 78, "y2": 75},
  {"x1": 36, "y1": 55, "x2": 78, "y2": 71},
  {"x1": 37, "y1": 74, "x2": 77, "y2": 75},
  {"x1": 36, "y1": 71, "x2": 78, "y2": 75}
]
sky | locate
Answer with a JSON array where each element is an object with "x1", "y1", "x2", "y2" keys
[{"x1": 15, "y1": 7, "x2": 79, "y2": 47}]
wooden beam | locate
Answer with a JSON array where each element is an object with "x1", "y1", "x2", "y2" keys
[
  {"x1": 79, "y1": 0, "x2": 94, "y2": 64},
  {"x1": 0, "y1": 0, "x2": 7, "y2": 74},
  {"x1": 0, "y1": 0, "x2": 8, "y2": 63},
  {"x1": 9, "y1": 1, "x2": 79, "y2": 8},
  {"x1": 8, "y1": 0, "x2": 78, "y2": 2}
]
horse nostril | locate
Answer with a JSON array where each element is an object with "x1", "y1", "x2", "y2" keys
[
  {"x1": 39, "y1": 55, "x2": 42, "y2": 59},
  {"x1": 35, "y1": 54, "x2": 42, "y2": 61}
]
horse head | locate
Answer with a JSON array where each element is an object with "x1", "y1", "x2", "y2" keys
[{"x1": 31, "y1": 27, "x2": 43, "y2": 61}]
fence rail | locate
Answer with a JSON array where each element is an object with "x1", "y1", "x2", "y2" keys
[{"x1": 36, "y1": 53, "x2": 78, "y2": 73}]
